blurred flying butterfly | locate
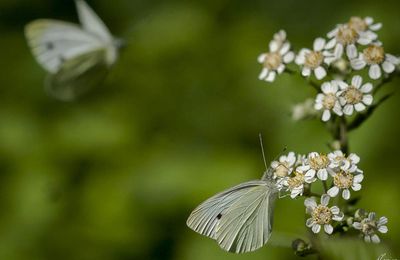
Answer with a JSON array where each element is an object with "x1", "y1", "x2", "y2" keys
[
  {"x1": 186, "y1": 136, "x2": 281, "y2": 253},
  {"x1": 25, "y1": 0, "x2": 122, "y2": 101}
]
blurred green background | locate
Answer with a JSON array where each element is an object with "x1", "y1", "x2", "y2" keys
[{"x1": 0, "y1": 0, "x2": 399, "y2": 259}]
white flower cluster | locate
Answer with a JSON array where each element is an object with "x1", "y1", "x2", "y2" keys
[
  {"x1": 271, "y1": 150, "x2": 363, "y2": 199},
  {"x1": 257, "y1": 17, "x2": 399, "y2": 122},
  {"x1": 352, "y1": 211, "x2": 388, "y2": 243}
]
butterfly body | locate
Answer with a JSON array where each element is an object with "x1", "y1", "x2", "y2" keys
[
  {"x1": 25, "y1": 0, "x2": 119, "y2": 101},
  {"x1": 187, "y1": 169, "x2": 279, "y2": 253}
]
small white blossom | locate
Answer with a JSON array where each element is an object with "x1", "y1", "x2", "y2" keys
[
  {"x1": 328, "y1": 150, "x2": 362, "y2": 173},
  {"x1": 305, "y1": 194, "x2": 344, "y2": 234},
  {"x1": 282, "y1": 166, "x2": 316, "y2": 198},
  {"x1": 327, "y1": 167, "x2": 363, "y2": 200},
  {"x1": 258, "y1": 30, "x2": 295, "y2": 82},
  {"x1": 325, "y1": 20, "x2": 377, "y2": 60},
  {"x1": 347, "y1": 16, "x2": 382, "y2": 35},
  {"x1": 353, "y1": 212, "x2": 388, "y2": 243},
  {"x1": 350, "y1": 44, "x2": 400, "y2": 79},
  {"x1": 295, "y1": 38, "x2": 331, "y2": 80},
  {"x1": 271, "y1": 151, "x2": 296, "y2": 179},
  {"x1": 299, "y1": 152, "x2": 332, "y2": 181},
  {"x1": 314, "y1": 81, "x2": 343, "y2": 122},
  {"x1": 337, "y1": 75, "x2": 373, "y2": 116}
]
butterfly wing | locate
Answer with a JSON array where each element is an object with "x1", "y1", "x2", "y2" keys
[
  {"x1": 45, "y1": 48, "x2": 108, "y2": 101},
  {"x1": 75, "y1": 0, "x2": 113, "y2": 43},
  {"x1": 186, "y1": 180, "x2": 267, "y2": 239},
  {"x1": 25, "y1": 19, "x2": 104, "y2": 73},
  {"x1": 215, "y1": 182, "x2": 278, "y2": 253}
]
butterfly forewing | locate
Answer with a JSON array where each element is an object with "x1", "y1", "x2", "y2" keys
[
  {"x1": 75, "y1": 0, "x2": 113, "y2": 43},
  {"x1": 25, "y1": 19, "x2": 103, "y2": 73},
  {"x1": 215, "y1": 182, "x2": 278, "y2": 253},
  {"x1": 186, "y1": 180, "x2": 267, "y2": 239}
]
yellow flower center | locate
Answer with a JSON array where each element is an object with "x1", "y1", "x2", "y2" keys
[
  {"x1": 304, "y1": 51, "x2": 323, "y2": 69},
  {"x1": 309, "y1": 154, "x2": 329, "y2": 170},
  {"x1": 263, "y1": 52, "x2": 282, "y2": 70},
  {"x1": 343, "y1": 86, "x2": 363, "y2": 104},
  {"x1": 274, "y1": 163, "x2": 290, "y2": 178},
  {"x1": 287, "y1": 171, "x2": 305, "y2": 189},
  {"x1": 312, "y1": 205, "x2": 332, "y2": 225},
  {"x1": 322, "y1": 94, "x2": 337, "y2": 109},
  {"x1": 336, "y1": 25, "x2": 359, "y2": 45},
  {"x1": 363, "y1": 45, "x2": 385, "y2": 65},
  {"x1": 333, "y1": 171, "x2": 354, "y2": 189},
  {"x1": 361, "y1": 219, "x2": 377, "y2": 235},
  {"x1": 348, "y1": 17, "x2": 368, "y2": 32}
]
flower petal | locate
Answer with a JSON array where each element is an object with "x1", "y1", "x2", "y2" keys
[
  {"x1": 302, "y1": 67, "x2": 311, "y2": 77},
  {"x1": 346, "y1": 44, "x2": 358, "y2": 59},
  {"x1": 321, "y1": 194, "x2": 330, "y2": 206},
  {"x1": 351, "y1": 58, "x2": 366, "y2": 70},
  {"x1": 382, "y1": 61, "x2": 395, "y2": 73},
  {"x1": 317, "y1": 169, "x2": 328, "y2": 180},
  {"x1": 371, "y1": 234, "x2": 380, "y2": 243},
  {"x1": 314, "y1": 38, "x2": 326, "y2": 51},
  {"x1": 312, "y1": 224, "x2": 321, "y2": 233},
  {"x1": 330, "y1": 206, "x2": 340, "y2": 214},
  {"x1": 306, "y1": 218, "x2": 314, "y2": 227},
  {"x1": 304, "y1": 197, "x2": 317, "y2": 210},
  {"x1": 314, "y1": 66, "x2": 327, "y2": 80},
  {"x1": 327, "y1": 186, "x2": 339, "y2": 197},
  {"x1": 362, "y1": 95, "x2": 373, "y2": 105},
  {"x1": 360, "y1": 83, "x2": 372, "y2": 93},
  {"x1": 342, "y1": 189, "x2": 351, "y2": 200},
  {"x1": 322, "y1": 110, "x2": 331, "y2": 122},
  {"x1": 324, "y1": 224, "x2": 333, "y2": 234},
  {"x1": 343, "y1": 104, "x2": 354, "y2": 115},
  {"x1": 265, "y1": 71, "x2": 276, "y2": 82},
  {"x1": 280, "y1": 42, "x2": 290, "y2": 55},
  {"x1": 355, "y1": 102, "x2": 366, "y2": 112},
  {"x1": 353, "y1": 222, "x2": 362, "y2": 229},
  {"x1": 369, "y1": 64, "x2": 381, "y2": 79},
  {"x1": 352, "y1": 183, "x2": 362, "y2": 191},
  {"x1": 378, "y1": 216, "x2": 388, "y2": 226},
  {"x1": 353, "y1": 173, "x2": 364, "y2": 183},
  {"x1": 378, "y1": 225, "x2": 388, "y2": 233},
  {"x1": 368, "y1": 212, "x2": 376, "y2": 221},
  {"x1": 283, "y1": 51, "x2": 295, "y2": 63},
  {"x1": 258, "y1": 68, "x2": 269, "y2": 80},
  {"x1": 351, "y1": 75, "x2": 363, "y2": 88},
  {"x1": 257, "y1": 53, "x2": 266, "y2": 63}
]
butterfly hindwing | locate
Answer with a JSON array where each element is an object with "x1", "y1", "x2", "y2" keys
[
  {"x1": 215, "y1": 182, "x2": 278, "y2": 253},
  {"x1": 45, "y1": 48, "x2": 108, "y2": 101},
  {"x1": 186, "y1": 180, "x2": 267, "y2": 239}
]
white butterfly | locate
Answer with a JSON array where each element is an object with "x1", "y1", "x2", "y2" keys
[
  {"x1": 25, "y1": 0, "x2": 121, "y2": 101},
  {"x1": 186, "y1": 168, "x2": 279, "y2": 253}
]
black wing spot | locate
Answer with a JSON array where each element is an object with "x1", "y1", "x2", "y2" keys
[
  {"x1": 46, "y1": 42, "x2": 54, "y2": 50},
  {"x1": 217, "y1": 213, "x2": 222, "y2": 219}
]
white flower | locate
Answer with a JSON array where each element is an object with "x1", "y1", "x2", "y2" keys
[
  {"x1": 295, "y1": 38, "x2": 331, "y2": 80},
  {"x1": 305, "y1": 194, "x2": 344, "y2": 234},
  {"x1": 325, "y1": 21, "x2": 376, "y2": 60},
  {"x1": 299, "y1": 152, "x2": 332, "y2": 181},
  {"x1": 353, "y1": 212, "x2": 388, "y2": 243},
  {"x1": 314, "y1": 81, "x2": 343, "y2": 122},
  {"x1": 282, "y1": 166, "x2": 316, "y2": 198},
  {"x1": 327, "y1": 168, "x2": 364, "y2": 200},
  {"x1": 258, "y1": 30, "x2": 295, "y2": 82},
  {"x1": 348, "y1": 16, "x2": 382, "y2": 35},
  {"x1": 337, "y1": 75, "x2": 373, "y2": 116},
  {"x1": 328, "y1": 150, "x2": 362, "y2": 173},
  {"x1": 271, "y1": 151, "x2": 297, "y2": 179},
  {"x1": 350, "y1": 44, "x2": 400, "y2": 79}
]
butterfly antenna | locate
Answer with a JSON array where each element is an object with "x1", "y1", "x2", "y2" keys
[{"x1": 259, "y1": 133, "x2": 268, "y2": 171}]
